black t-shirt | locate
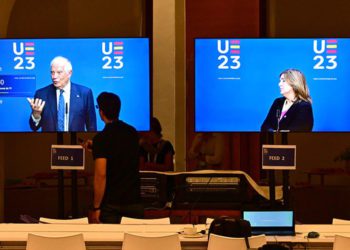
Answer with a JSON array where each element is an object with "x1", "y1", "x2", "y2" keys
[
  {"x1": 93, "y1": 120, "x2": 140, "y2": 205},
  {"x1": 139, "y1": 140, "x2": 175, "y2": 164}
]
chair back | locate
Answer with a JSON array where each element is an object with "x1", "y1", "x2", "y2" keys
[
  {"x1": 122, "y1": 233, "x2": 181, "y2": 250},
  {"x1": 39, "y1": 217, "x2": 89, "y2": 224},
  {"x1": 332, "y1": 218, "x2": 350, "y2": 224},
  {"x1": 120, "y1": 217, "x2": 170, "y2": 224},
  {"x1": 206, "y1": 217, "x2": 215, "y2": 231},
  {"x1": 208, "y1": 233, "x2": 266, "y2": 250},
  {"x1": 207, "y1": 233, "x2": 247, "y2": 250},
  {"x1": 333, "y1": 235, "x2": 350, "y2": 250},
  {"x1": 26, "y1": 233, "x2": 86, "y2": 250},
  {"x1": 206, "y1": 217, "x2": 214, "y2": 225},
  {"x1": 249, "y1": 234, "x2": 267, "y2": 248}
]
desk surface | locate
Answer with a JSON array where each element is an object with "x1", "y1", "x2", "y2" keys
[
  {"x1": 0, "y1": 224, "x2": 348, "y2": 249},
  {"x1": 0, "y1": 224, "x2": 208, "y2": 242}
]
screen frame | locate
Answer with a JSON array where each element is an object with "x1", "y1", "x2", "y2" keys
[
  {"x1": 194, "y1": 37, "x2": 350, "y2": 133},
  {"x1": 0, "y1": 37, "x2": 152, "y2": 133}
]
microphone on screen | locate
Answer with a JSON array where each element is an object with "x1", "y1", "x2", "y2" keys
[
  {"x1": 276, "y1": 109, "x2": 281, "y2": 132},
  {"x1": 65, "y1": 102, "x2": 69, "y2": 131}
]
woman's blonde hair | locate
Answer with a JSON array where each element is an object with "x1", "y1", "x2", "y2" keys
[{"x1": 280, "y1": 69, "x2": 312, "y2": 103}]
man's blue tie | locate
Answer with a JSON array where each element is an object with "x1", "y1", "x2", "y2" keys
[{"x1": 57, "y1": 89, "x2": 65, "y2": 131}]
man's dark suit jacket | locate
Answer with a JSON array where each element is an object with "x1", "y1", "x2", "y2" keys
[
  {"x1": 261, "y1": 97, "x2": 314, "y2": 132},
  {"x1": 29, "y1": 83, "x2": 97, "y2": 132}
]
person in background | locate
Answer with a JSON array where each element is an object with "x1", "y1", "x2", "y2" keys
[
  {"x1": 27, "y1": 56, "x2": 96, "y2": 132},
  {"x1": 261, "y1": 68, "x2": 313, "y2": 132},
  {"x1": 83, "y1": 92, "x2": 143, "y2": 223},
  {"x1": 139, "y1": 117, "x2": 175, "y2": 171},
  {"x1": 188, "y1": 132, "x2": 224, "y2": 169}
]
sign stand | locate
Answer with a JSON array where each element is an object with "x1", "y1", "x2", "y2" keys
[
  {"x1": 57, "y1": 133, "x2": 64, "y2": 219},
  {"x1": 53, "y1": 132, "x2": 84, "y2": 219},
  {"x1": 266, "y1": 132, "x2": 276, "y2": 208},
  {"x1": 264, "y1": 132, "x2": 295, "y2": 209},
  {"x1": 268, "y1": 170, "x2": 276, "y2": 207},
  {"x1": 281, "y1": 133, "x2": 290, "y2": 208},
  {"x1": 71, "y1": 132, "x2": 78, "y2": 218}
]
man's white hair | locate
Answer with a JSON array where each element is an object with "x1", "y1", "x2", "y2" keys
[{"x1": 50, "y1": 56, "x2": 72, "y2": 73}]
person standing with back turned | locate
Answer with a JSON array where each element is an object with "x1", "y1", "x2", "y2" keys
[{"x1": 85, "y1": 92, "x2": 143, "y2": 223}]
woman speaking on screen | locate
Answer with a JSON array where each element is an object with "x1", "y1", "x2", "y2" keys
[{"x1": 261, "y1": 69, "x2": 314, "y2": 132}]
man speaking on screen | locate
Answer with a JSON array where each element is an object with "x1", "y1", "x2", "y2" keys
[{"x1": 27, "y1": 56, "x2": 97, "y2": 132}]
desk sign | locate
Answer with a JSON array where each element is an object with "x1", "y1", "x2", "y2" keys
[
  {"x1": 262, "y1": 144, "x2": 296, "y2": 170},
  {"x1": 51, "y1": 145, "x2": 85, "y2": 170}
]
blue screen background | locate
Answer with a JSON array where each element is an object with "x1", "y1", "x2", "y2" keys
[
  {"x1": 195, "y1": 38, "x2": 350, "y2": 132},
  {"x1": 0, "y1": 38, "x2": 150, "y2": 132},
  {"x1": 243, "y1": 211, "x2": 293, "y2": 227}
]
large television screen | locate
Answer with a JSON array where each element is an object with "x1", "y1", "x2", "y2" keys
[
  {"x1": 0, "y1": 38, "x2": 150, "y2": 132},
  {"x1": 195, "y1": 38, "x2": 350, "y2": 132}
]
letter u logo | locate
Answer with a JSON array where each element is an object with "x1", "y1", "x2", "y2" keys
[
  {"x1": 102, "y1": 42, "x2": 113, "y2": 55},
  {"x1": 13, "y1": 42, "x2": 24, "y2": 55},
  {"x1": 313, "y1": 40, "x2": 325, "y2": 54},
  {"x1": 217, "y1": 40, "x2": 229, "y2": 54}
]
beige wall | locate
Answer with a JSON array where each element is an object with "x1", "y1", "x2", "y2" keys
[
  {"x1": 153, "y1": 0, "x2": 186, "y2": 171},
  {"x1": 153, "y1": 0, "x2": 176, "y2": 152}
]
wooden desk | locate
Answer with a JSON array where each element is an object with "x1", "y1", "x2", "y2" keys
[
  {"x1": 271, "y1": 224, "x2": 350, "y2": 249},
  {"x1": 0, "y1": 224, "x2": 348, "y2": 250},
  {"x1": 0, "y1": 224, "x2": 208, "y2": 250}
]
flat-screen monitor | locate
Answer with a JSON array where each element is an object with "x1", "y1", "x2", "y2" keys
[
  {"x1": 195, "y1": 38, "x2": 350, "y2": 132},
  {"x1": 0, "y1": 38, "x2": 150, "y2": 132},
  {"x1": 243, "y1": 210, "x2": 295, "y2": 236}
]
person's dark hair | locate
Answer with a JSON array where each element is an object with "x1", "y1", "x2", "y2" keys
[
  {"x1": 97, "y1": 92, "x2": 121, "y2": 120},
  {"x1": 151, "y1": 117, "x2": 162, "y2": 137}
]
